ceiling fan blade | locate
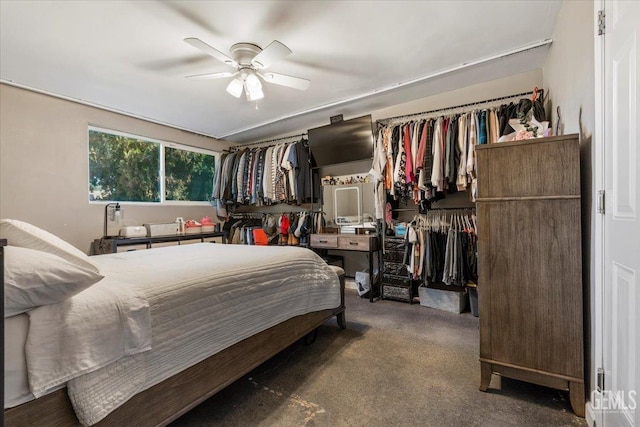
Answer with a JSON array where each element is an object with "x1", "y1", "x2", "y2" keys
[
  {"x1": 251, "y1": 40, "x2": 291, "y2": 69},
  {"x1": 259, "y1": 72, "x2": 310, "y2": 91},
  {"x1": 184, "y1": 38, "x2": 238, "y2": 68},
  {"x1": 185, "y1": 71, "x2": 238, "y2": 80}
]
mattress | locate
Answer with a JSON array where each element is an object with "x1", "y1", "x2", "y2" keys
[
  {"x1": 17, "y1": 243, "x2": 341, "y2": 425},
  {"x1": 5, "y1": 314, "x2": 33, "y2": 407}
]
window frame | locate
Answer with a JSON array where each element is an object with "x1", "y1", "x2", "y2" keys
[{"x1": 88, "y1": 126, "x2": 219, "y2": 206}]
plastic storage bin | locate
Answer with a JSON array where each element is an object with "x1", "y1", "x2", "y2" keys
[{"x1": 418, "y1": 286, "x2": 466, "y2": 313}]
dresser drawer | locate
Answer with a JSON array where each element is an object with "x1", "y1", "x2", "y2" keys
[
  {"x1": 337, "y1": 236, "x2": 372, "y2": 251},
  {"x1": 310, "y1": 234, "x2": 338, "y2": 249}
]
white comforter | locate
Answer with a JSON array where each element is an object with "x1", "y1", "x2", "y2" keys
[{"x1": 25, "y1": 243, "x2": 340, "y2": 426}]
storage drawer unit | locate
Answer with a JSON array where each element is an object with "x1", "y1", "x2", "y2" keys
[{"x1": 381, "y1": 236, "x2": 413, "y2": 303}]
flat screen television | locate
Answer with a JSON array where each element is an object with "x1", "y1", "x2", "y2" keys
[{"x1": 308, "y1": 114, "x2": 374, "y2": 167}]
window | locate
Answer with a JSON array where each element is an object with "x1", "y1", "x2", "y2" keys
[
  {"x1": 165, "y1": 145, "x2": 216, "y2": 202},
  {"x1": 88, "y1": 127, "x2": 217, "y2": 204}
]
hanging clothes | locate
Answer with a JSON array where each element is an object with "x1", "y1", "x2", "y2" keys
[
  {"x1": 370, "y1": 92, "x2": 538, "y2": 210},
  {"x1": 212, "y1": 138, "x2": 319, "y2": 208},
  {"x1": 456, "y1": 113, "x2": 469, "y2": 191},
  {"x1": 369, "y1": 128, "x2": 387, "y2": 220}
]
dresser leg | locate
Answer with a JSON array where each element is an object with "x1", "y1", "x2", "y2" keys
[
  {"x1": 569, "y1": 381, "x2": 585, "y2": 417},
  {"x1": 479, "y1": 362, "x2": 492, "y2": 391}
]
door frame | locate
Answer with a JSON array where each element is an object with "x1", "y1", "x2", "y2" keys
[{"x1": 589, "y1": 0, "x2": 605, "y2": 426}]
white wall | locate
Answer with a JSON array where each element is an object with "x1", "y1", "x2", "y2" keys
[
  {"x1": 543, "y1": 0, "x2": 595, "y2": 408},
  {"x1": 0, "y1": 84, "x2": 235, "y2": 253},
  {"x1": 370, "y1": 69, "x2": 543, "y2": 123}
]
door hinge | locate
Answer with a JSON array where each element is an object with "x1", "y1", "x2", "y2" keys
[
  {"x1": 597, "y1": 367, "x2": 605, "y2": 392},
  {"x1": 597, "y1": 190, "x2": 606, "y2": 214},
  {"x1": 598, "y1": 10, "x2": 606, "y2": 36}
]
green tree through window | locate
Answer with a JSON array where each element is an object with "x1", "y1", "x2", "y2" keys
[
  {"x1": 165, "y1": 146, "x2": 215, "y2": 202},
  {"x1": 89, "y1": 130, "x2": 160, "y2": 202},
  {"x1": 88, "y1": 128, "x2": 216, "y2": 203}
]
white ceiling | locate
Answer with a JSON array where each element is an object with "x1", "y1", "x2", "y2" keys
[{"x1": 0, "y1": 1, "x2": 562, "y2": 143}]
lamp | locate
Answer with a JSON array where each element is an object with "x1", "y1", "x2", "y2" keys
[{"x1": 103, "y1": 202, "x2": 122, "y2": 237}]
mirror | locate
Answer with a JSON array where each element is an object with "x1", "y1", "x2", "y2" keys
[
  {"x1": 322, "y1": 182, "x2": 374, "y2": 227},
  {"x1": 334, "y1": 186, "x2": 361, "y2": 225}
]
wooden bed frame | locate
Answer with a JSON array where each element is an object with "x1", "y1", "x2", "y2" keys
[{"x1": 5, "y1": 274, "x2": 346, "y2": 427}]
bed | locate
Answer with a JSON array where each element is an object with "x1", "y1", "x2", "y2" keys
[{"x1": 2, "y1": 219, "x2": 345, "y2": 426}]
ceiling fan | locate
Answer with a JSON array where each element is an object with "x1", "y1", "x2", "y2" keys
[{"x1": 184, "y1": 38, "x2": 310, "y2": 101}]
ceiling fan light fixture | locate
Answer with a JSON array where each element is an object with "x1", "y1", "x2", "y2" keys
[
  {"x1": 245, "y1": 72, "x2": 262, "y2": 90},
  {"x1": 245, "y1": 84, "x2": 264, "y2": 101},
  {"x1": 246, "y1": 87, "x2": 264, "y2": 101},
  {"x1": 185, "y1": 37, "x2": 308, "y2": 103},
  {"x1": 244, "y1": 72, "x2": 264, "y2": 101},
  {"x1": 226, "y1": 77, "x2": 244, "y2": 98}
]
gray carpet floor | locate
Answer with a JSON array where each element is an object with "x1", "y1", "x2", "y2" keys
[{"x1": 169, "y1": 287, "x2": 588, "y2": 427}]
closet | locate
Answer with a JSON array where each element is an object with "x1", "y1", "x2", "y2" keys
[
  {"x1": 475, "y1": 134, "x2": 584, "y2": 417},
  {"x1": 383, "y1": 210, "x2": 478, "y2": 307},
  {"x1": 373, "y1": 92, "x2": 535, "y2": 306},
  {"x1": 212, "y1": 135, "x2": 319, "y2": 209}
]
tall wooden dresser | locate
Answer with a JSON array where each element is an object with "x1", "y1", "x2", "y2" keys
[{"x1": 475, "y1": 134, "x2": 585, "y2": 417}]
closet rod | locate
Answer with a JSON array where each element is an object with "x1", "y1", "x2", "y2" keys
[
  {"x1": 229, "y1": 133, "x2": 308, "y2": 151},
  {"x1": 230, "y1": 209, "x2": 311, "y2": 218},
  {"x1": 421, "y1": 208, "x2": 477, "y2": 213},
  {"x1": 377, "y1": 91, "x2": 534, "y2": 124},
  {"x1": 229, "y1": 212, "x2": 264, "y2": 219}
]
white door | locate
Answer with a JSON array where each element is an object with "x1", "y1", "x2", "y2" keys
[{"x1": 601, "y1": 0, "x2": 640, "y2": 425}]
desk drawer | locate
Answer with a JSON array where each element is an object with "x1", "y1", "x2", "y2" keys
[
  {"x1": 337, "y1": 236, "x2": 372, "y2": 251},
  {"x1": 310, "y1": 234, "x2": 338, "y2": 248}
]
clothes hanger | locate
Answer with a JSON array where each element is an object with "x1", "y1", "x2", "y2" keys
[{"x1": 463, "y1": 213, "x2": 472, "y2": 233}]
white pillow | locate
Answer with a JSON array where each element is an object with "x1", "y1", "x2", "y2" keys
[
  {"x1": 4, "y1": 246, "x2": 104, "y2": 317},
  {"x1": 0, "y1": 218, "x2": 99, "y2": 273}
]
